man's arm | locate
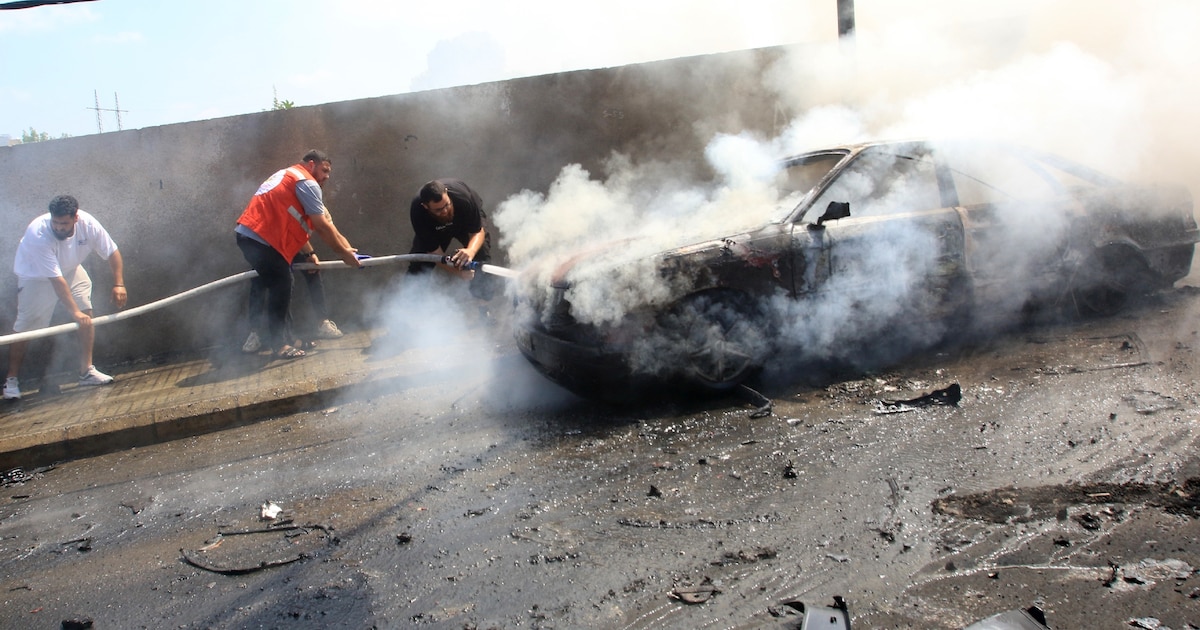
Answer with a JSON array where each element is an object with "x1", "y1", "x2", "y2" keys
[
  {"x1": 49, "y1": 275, "x2": 91, "y2": 328},
  {"x1": 448, "y1": 227, "x2": 487, "y2": 268},
  {"x1": 108, "y1": 249, "x2": 127, "y2": 309},
  {"x1": 309, "y1": 213, "x2": 362, "y2": 268}
]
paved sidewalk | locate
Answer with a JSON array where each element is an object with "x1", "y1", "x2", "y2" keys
[{"x1": 0, "y1": 329, "x2": 426, "y2": 470}]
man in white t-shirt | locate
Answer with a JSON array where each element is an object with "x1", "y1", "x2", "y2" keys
[{"x1": 4, "y1": 195, "x2": 127, "y2": 400}]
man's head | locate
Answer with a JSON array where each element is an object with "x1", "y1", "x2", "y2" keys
[
  {"x1": 419, "y1": 180, "x2": 453, "y2": 223},
  {"x1": 48, "y1": 194, "x2": 79, "y2": 241},
  {"x1": 301, "y1": 149, "x2": 332, "y2": 185}
]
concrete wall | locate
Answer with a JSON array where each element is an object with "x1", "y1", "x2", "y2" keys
[{"x1": 0, "y1": 47, "x2": 788, "y2": 377}]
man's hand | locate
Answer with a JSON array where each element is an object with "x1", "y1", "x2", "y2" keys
[
  {"x1": 111, "y1": 285, "x2": 127, "y2": 309},
  {"x1": 339, "y1": 249, "x2": 363, "y2": 269},
  {"x1": 448, "y1": 249, "x2": 474, "y2": 269},
  {"x1": 72, "y1": 310, "x2": 94, "y2": 330}
]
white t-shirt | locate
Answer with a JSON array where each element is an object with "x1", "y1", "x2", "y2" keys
[{"x1": 13, "y1": 210, "x2": 119, "y2": 279}]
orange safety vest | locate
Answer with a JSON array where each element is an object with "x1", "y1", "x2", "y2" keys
[{"x1": 236, "y1": 165, "x2": 317, "y2": 260}]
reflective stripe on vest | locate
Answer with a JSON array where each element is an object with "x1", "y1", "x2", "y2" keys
[{"x1": 287, "y1": 205, "x2": 314, "y2": 237}]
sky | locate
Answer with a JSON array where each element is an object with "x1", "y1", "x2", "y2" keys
[{"x1": 0, "y1": 0, "x2": 835, "y2": 140}]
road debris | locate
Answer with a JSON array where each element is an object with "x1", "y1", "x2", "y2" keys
[
  {"x1": 260, "y1": 500, "x2": 282, "y2": 520},
  {"x1": 181, "y1": 523, "x2": 332, "y2": 575},
  {"x1": 768, "y1": 596, "x2": 850, "y2": 628},
  {"x1": 874, "y1": 383, "x2": 961, "y2": 413},
  {"x1": 669, "y1": 577, "x2": 719, "y2": 604},
  {"x1": 963, "y1": 606, "x2": 1050, "y2": 629},
  {"x1": 737, "y1": 384, "x2": 773, "y2": 418}
]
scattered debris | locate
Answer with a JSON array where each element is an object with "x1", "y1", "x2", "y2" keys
[
  {"x1": 963, "y1": 606, "x2": 1050, "y2": 629},
  {"x1": 62, "y1": 538, "x2": 92, "y2": 552},
  {"x1": 769, "y1": 596, "x2": 850, "y2": 628},
  {"x1": 935, "y1": 479, "x2": 1200, "y2": 523},
  {"x1": 1128, "y1": 618, "x2": 1163, "y2": 629},
  {"x1": 783, "y1": 461, "x2": 798, "y2": 479},
  {"x1": 61, "y1": 618, "x2": 94, "y2": 630},
  {"x1": 120, "y1": 496, "x2": 152, "y2": 515},
  {"x1": 1110, "y1": 558, "x2": 1195, "y2": 589},
  {"x1": 1122, "y1": 390, "x2": 1178, "y2": 415},
  {"x1": 737, "y1": 384, "x2": 773, "y2": 418},
  {"x1": 181, "y1": 523, "x2": 332, "y2": 575},
  {"x1": 669, "y1": 577, "x2": 719, "y2": 604},
  {"x1": 617, "y1": 514, "x2": 778, "y2": 529},
  {"x1": 260, "y1": 501, "x2": 282, "y2": 520},
  {"x1": 874, "y1": 383, "x2": 961, "y2": 414},
  {"x1": 396, "y1": 532, "x2": 413, "y2": 545},
  {"x1": 2, "y1": 465, "x2": 54, "y2": 488},
  {"x1": 714, "y1": 546, "x2": 776, "y2": 565}
]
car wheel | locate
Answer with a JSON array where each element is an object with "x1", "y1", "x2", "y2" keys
[
  {"x1": 1069, "y1": 245, "x2": 1152, "y2": 316},
  {"x1": 659, "y1": 290, "x2": 768, "y2": 390}
]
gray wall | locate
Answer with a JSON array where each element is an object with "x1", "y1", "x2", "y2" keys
[{"x1": 0, "y1": 47, "x2": 788, "y2": 375}]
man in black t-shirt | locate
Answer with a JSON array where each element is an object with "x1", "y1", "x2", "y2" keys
[{"x1": 407, "y1": 179, "x2": 497, "y2": 300}]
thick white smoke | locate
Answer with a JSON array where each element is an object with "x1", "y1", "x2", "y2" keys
[{"x1": 495, "y1": 1, "x2": 1200, "y2": 383}]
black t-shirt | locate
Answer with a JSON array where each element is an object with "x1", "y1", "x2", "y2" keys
[{"x1": 408, "y1": 179, "x2": 490, "y2": 258}]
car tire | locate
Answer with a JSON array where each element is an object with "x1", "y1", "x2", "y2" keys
[
  {"x1": 659, "y1": 290, "x2": 768, "y2": 391},
  {"x1": 1069, "y1": 245, "x2": 1154, "y2": 317}
]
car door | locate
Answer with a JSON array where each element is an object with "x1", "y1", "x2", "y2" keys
[
  {"x1": 794, "y1": 144, "x2": 967, "y2": 323},
  {"x1": 938, "y1": 143, "x2": 1079, "y2": 313}
]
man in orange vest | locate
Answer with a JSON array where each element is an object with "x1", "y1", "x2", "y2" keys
[{"x1": 235, "y1": 150, "x2": 362, "y2": 359}]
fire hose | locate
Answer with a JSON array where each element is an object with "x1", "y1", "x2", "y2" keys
[{"x1": 0, "y1": 253, "x2": 519, "y2": 347}]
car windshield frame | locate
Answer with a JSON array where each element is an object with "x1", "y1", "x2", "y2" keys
[{"x1": 766, "y1": 149, "x2": 852, "y2": 224}]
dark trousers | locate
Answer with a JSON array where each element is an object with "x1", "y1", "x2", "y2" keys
[
  {"x1": 290, "y1": 252, "x2": 329, "y2": 323},
  {"x1": 237, "y1": 235, "x2": 293, "y2": 350}
]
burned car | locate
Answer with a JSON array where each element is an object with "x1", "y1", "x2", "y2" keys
[{"x1": 513, "y1": 140, "x2": 1198, "y2": 400}]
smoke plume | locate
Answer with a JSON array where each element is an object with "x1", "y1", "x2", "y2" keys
[{"x1": 493, "y1": 1, "x2": 1200, "y2": 384}]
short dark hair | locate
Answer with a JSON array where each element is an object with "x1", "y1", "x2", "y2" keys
[
  {"x1": 302, "y1": 149, "x2": 331, "y2": 164},
  {"x1": 419, "y1": 180, "x2": 447, "y2": 205},
  {"x1": 48, "y1": 194, "x2": 79, "y2": 218}
]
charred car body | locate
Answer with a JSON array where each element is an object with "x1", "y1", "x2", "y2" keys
[{"x1": 513, "y1": 140, "x2": 1198, "y2": 400}]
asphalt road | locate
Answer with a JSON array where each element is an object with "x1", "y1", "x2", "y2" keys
[{"x1": 2, "y1": 287, "x2": 1199, "y2": 629}]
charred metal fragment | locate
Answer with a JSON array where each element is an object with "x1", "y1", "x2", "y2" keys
[
  {"x1": 875, "y1": 383, "x2": 962, "y2": 413},
  {"x1": 669, "y1": 577, "x2": 719, "y2": 604},
  {"x1": 773, "y1": 596, "x2": 851, "y2": 628},
  {"x1": 737, "y1": 383, "x2": 772, "y2": 417},
  {"x1": 963, "y1": 606, "x2": 1050, "y2": 629},
  {"x1": 181, "y1": 523, "x2": 332, "y2": 574}
]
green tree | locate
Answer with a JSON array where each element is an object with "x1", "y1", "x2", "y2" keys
[
  {"x1": 21, "y1": 127, "x2": 50, "y2": 143},
  {"x1": 19, "y1": 127, "x2": 70, "y2": 143},
  {"x1": 271, "y1": 86, "x2": 294, "y2": 110}
]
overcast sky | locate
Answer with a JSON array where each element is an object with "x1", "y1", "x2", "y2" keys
[{"x1": 0, "y1": 0, "x2": 836, "y2": 139}]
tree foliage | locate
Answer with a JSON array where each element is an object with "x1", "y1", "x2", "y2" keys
[
  {"x1": 270, "y1": 85, "x2": 294, "y2": 110},
  {"x1": 20, "y1": 127, "x2": 70, "y2": 143}
]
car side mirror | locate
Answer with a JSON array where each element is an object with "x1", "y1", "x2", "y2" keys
[{"x1": 811, "y1": 201, "x2": 851, "y2": 229}]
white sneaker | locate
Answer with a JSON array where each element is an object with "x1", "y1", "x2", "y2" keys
[
  {"x1": 315, "y1": 319, "x2": 344, "y2": 339},
  {"x1": 79, "y1": 366, "x2": 114, "y2": 386},
  {"x1": 242, "y1": 331, "x2": 262, "y2": 353},
  {"x1": 3, "y1": 377, "x2": 19, "y2": 400}
]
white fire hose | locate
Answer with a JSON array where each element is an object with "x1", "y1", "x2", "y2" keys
[{"x1": 0, "y1": 253, "x2": 519, "y2": 347}]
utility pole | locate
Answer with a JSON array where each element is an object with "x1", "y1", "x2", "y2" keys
[
  {"x1": 113, "y1": 92, "x2": 124, "y2": 130},
  {"x1": 836, "y1": 0, "x2": 855, "y2": 38},
  {"x1": 92, "y1": 90, "x2": 102, "y2": 134},
  {"x1": 87, "y1": 89, "x2": 128, "y2": 133}
]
